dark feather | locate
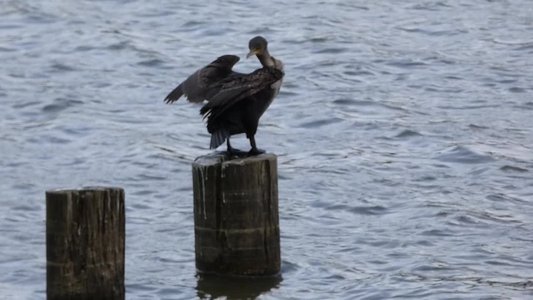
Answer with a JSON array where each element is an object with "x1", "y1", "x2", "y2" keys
[
  {"x1": 164, "y1": 82, "x2": 184, "y2": 102},
  {"x1": 199, "y1": 67, "x2": 283, "y2": 119},
  {"x1": 164, "y1": 55, "x2": 240, "y2": 103},
  {"x1": 210, "y1": 129, "x2": 230, "y2": 149}
]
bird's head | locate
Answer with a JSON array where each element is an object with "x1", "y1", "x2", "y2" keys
[{"x1": 247, "y1": 36, "x2": 268, "y2": 58}]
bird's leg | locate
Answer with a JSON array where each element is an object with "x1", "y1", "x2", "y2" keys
[
  {"x1": 226, "y1": 137, "x2": 247, "y2": 157},
  {"x1": 248, "y1": 135, "x2": 265, "y2": 156},
  {"x1": 226, "y1": 137, "x2": 233, "y2": 153}
]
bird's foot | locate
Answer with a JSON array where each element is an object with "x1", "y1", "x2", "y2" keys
[
  {"x1": 248, "y1": 147, "x2": 265, "y2": 156},
  {"x1": 226, "y1": 148, "x2": 249, "y2": 158}
]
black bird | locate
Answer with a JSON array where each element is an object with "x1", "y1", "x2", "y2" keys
[{"x1": 164, "y1": 36, "x2": 284, "y2": 155}]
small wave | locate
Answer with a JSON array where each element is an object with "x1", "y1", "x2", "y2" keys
[
  {"x1": 313, "y1": 47, "x2": 348, "y2": 54},
  {"x1": 42, "y1": 98, "x2": 83, "y2": 113},
  {"x1": 12, "y1": 100, "x2": 40, "y2": 109},
  {"x1": 74, "y1": 45, "x2": 96, "y2": 52},
  {"x1": 471, "y1": 210, "x2": 521, "y2": 224},
  {"x1": 49, "y1": 62, "x2": 76, "y2": 72},
  {"x1": 397, "y1": 27, "x2": 465, "y2": 37},
  {"x1": 386, "y1": 59, "x2": 427, "y2": 68},
  {"x1": 514, "y1": 43, "x2": 533, "y2": 51},
  {"x1": 486, "y1": 193, "x2": 529, "y2": 205},
  {"x1": 319, "y1": 203, "x2": 388, "y2": 216},
  {"x1": 437, "y1": 104, "x2": 500, "y2": 110},
  {"x1": 343, "y1": 70, "x2": 375, "y2": 77},
  {"x1": 453, "y1": 215, "x2": 478, "y2": 225},
  {"x1": 298, "y1": 117, "x2": 343, "y2": 128},
  {"x1": 410, "y1": 2, "x2": 452, "y2": 11},
  {"x1": 332, "y1": 98, "x2": 376, "y2": 106},
  {"x1": 137, "y1": 58, "x2": 166, "y2": 67},
  {"x1": 182, "y1": 20, "x2": 205, "y2": 27},
  {"x1": 523, "y1": 101, "x2": 533, "y2": 108},
  {"x1": 0, "y1": 46, "x2": 16, "y2": 52},
  {"x1": 420, "y1": 229, "x2": 455, "y2": 236},
  {"x1": 434, "y1": 145, "x2": 494, "y2": 164},
  {"x1": 508, "y1": 87, "x2": 526, "y2": 93},
  {"x1": 348, "y1": 205, "x2": 388, "y2": 216},
  {"x1": 468, "y1": 124, "x2": 489, "y2": 130},
  {"x1": 106, "y1": 40, "x2": 130, "y2": 51},
  {"x1": 333, "y1": 98, "x2": 357, "y2": 105},
  {"x1": 500, "y1": 165, "x2": 528, "y2": 173},
  {"x1": 394, "y1": 129, "x2": 423, "y2": 138}
]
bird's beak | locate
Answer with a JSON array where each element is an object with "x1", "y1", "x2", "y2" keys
[{"x1": 246, "y1": 48, "x2": 259, "y2": 58}]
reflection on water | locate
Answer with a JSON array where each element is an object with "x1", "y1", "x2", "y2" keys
[{"x1": 196, "y1": 274, "x2": 281, "y2": 300}]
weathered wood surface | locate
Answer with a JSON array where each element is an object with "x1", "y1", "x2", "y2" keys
[
  {"x1": 192, "y1": 153, "x2": 280, "y2": 276},
  {"x1": 46, "y1": 187, "x2": 125, "y2": 300}
]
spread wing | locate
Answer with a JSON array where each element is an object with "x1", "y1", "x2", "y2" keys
[
  {"x1": 199, "y1": 67, "x2": 284, "y2": 118},
  {"x1": 164, "y1": 55, "x2": 240, "y2": 104}
]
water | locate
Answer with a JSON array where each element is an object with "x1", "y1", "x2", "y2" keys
[{"x1": 1, "y1": 0, "x2": 533, "y2": 299}]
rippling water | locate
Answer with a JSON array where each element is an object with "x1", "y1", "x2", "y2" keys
[{"x1": 1, "y1": 0, "x2": 533, "y2": 299}]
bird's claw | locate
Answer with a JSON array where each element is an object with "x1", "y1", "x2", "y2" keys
[
  {"x1": 226, "y1": 148, "x2": 249, "y2": 157},
  {"x1": 248, "y1": 148, "x2": 265, "y2": 156}
]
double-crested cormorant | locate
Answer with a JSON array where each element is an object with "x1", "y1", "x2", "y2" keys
[{"x1": 164, "y1": 36, "x2": 284, "y2": 155}]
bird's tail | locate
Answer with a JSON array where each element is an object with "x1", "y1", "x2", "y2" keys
[{"x1": 210, "y1": 129, "x2": 229, "y2": 149}]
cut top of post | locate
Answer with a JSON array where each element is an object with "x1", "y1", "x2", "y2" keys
[
  {"x1": 46, "y1": 186, "x2": 124, "y2": 195},
  {"x1": 193, "y1": 152, "x2": 277, "y2": 167}
]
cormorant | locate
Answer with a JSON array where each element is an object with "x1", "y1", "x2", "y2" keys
[{"x1": 164, "y1": 36, "x2": 284, "y2": 155}]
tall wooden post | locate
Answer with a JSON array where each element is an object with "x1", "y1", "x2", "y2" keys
[
  {"x1": 192, "y1": 153, "x2": 280, "y2": 276},
  {"x1": 46, "y1": 187, "x2": 125, "y2": 300}
]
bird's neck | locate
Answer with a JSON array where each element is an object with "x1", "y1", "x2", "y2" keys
[{"x1": 257, "y1": 50, "x2": 274, "y2": 68}]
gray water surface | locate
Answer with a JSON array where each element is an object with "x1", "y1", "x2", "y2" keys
[{"x1": 1, "y1": 1, "x2": 533, "y2": 299}]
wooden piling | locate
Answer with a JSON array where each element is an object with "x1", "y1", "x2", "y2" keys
[
  {"x1": 46, "y1": 187, "x2": 125, "y2": 300},
  {"x1": 192, "y1": 153, "x2": 280, "y2": 276}
]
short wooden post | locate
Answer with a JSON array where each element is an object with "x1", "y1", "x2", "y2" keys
[
  {"x1": 192, "y1": 153, "x2": 280, "y2": 276},
  {"x1": 46, "y1": 187, "x2": 125, "y2": 300}
]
